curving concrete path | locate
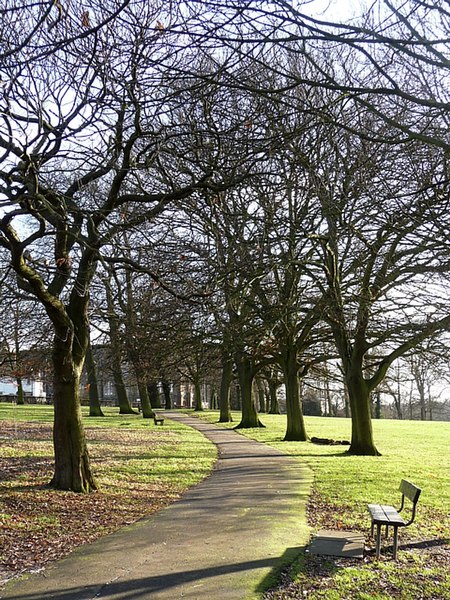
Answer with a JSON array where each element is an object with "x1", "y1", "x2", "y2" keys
[{"x1": 1, "y1": 412, "x2": 312, "y2": 600}]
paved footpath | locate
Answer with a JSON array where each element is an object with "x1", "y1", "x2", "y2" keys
[{"x1": 1, "y1": 412, "x2": 312, "y2": 600}]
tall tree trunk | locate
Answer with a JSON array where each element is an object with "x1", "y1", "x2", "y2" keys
[
  {"x1": 428, "y1": 386, "x2": 433, "y2": 421},
  {"x1": 346, "y1": 370, "x2": 380, "y2": 455},
  {"x1": 13, "y1": 309, "x2": 24, "y2": 405},
  {"x1": 50, "y1": 331, "x2": 97, "y2": 492},
  {"x1": 374, "y1": 390, "x2": 381, "y2": 419},
  {"x1": 219, "y1": 349, "x2": 233, "y2": 422},
  {"x1": 10, "y1": 228, "x2": 98, "y2": 493},
  {"x1": 267, "y1": 378, "x2": 280, "y2": 414},
  {"x1": 183, "y1": 383, "x2": 192, "y2": 408},
  {"x1": 234, "y1": 354, "x2": 264, "y2": 428},
  {"x1": 161, "y1": 380, "x2": 172, "y2": 409},
  {"x1": 124, "y1": 265, "x2": 153, "y2": 419},
  {"x1": 113, "y1": 366, "x2": 135, "y2": 414},
  {"x1": 282, "y1": 348, "x2": 308, "y2": 441},
  {"x1": 325, "y1": 372, "x2": 332, "y2": 416},
  {"x1": 394, "y1": 364, "x2": 403, "y2": 419},
  {"x1": 256, "y1": 378, "x2": 266, "y2": 413},
  {"x1": 104, "y1": 276, "x2": 135, "y2": 414},
  {"x1": 331, "y1": 322, "x2": 379, "y2": 453},
  {"x1": 414, "y1": 371, "x2": 427, "y2": 420},
  {"x1": 138, "y1": 379, "x2": 153, "y2": 418},
  {"x1": 344, "y1": 383, "x2": 350, "y2": 418},
  {"x1": 193, "y1": 380, "x2": 203, "y2": 411},
  {"x1": 148, "y1": 380, "x2": 162, "y2": 409},
  {"x1": 408, "y1": 383, "x2": 414, "y2": 420},
  {"x1": 16, "y1": 378, "x2": 25, "y2": 405},
  {"x1": 86, "y1": 343, "x2": 104, "y2": 417},
  {"x1": 209, "y1": 387, "x2": 218, "y2": 409}
]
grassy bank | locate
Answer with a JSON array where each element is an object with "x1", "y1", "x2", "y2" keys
[
  {"x1": 195, "y1": 411, "x2": 450, "y2": 599},
  {"x1": 0, "y1": 404, "x2": 216, "y2": 587}
]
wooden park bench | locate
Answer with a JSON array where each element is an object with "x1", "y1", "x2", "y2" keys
[
  {"x1": 153, "y1": 413, "x2": 164, "y2": 426},
  {"x1": 368, "y1": 479, "x2": 421, "y2": 560}
]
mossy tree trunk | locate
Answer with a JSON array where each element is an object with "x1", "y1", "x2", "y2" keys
[
  {"x1": 281, "y1": 344, "x2": 309, "y2": 441},
  {"x1": 11, "y1": 247, "x2": 98, "y2": 492},
  {"x1": 51, "y1": 328, "x2": 97, "y2": 491},
  {"x1": 329, "y1": 309, "x2": 381, "y2": 455},
  {"x1": 330, "y1": 331, "x2": 380, "y2": 455},
  {"x1": 103, "y1": 275, "x2": 135, "y2": 414},
  {"x1": 114, "y1": 368, "x2": 134, "y2": 414},
  {"x1": 162, "y1": 380, "x2": 172, "y2": 409},
  {"x1": 49, "y1": 269, "x2": 98, "y2": 491},
  {"x1": 86, "y1": 342, "x2": 104, "y2": 417},
  {"x1": 219, "y1": 349, "x2": 233, "y2": 422},
  {"x1": 321, "y1": 220, "x2": 381, "y2": 456},
  {"x1": 129, "y1": 351, "x2": 153, "y2": 418},
  {"x1": 137, "y1": 379, "x2": 153, "y2": 418},
  {"x1": 234, "y1": 352, "x2": 264, "y2": 429},
  {"x1": 345, "y1": 367, "x2": 380, "y2": 455}
]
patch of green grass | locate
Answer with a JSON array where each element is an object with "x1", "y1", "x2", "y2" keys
[
  {"x1": 287, "y1": 552, "x2": 450, "y2": 600},
  {"x1": 194, "y1": 410, "x2": 449, "y2": 599},
  {"x1": 0, "y1": 405, "x2": 216, "y2": 483},
  {"x1": 0, "y1": 403, "x2": 54, "y2": 423},
  {"x1": 1, "y1": 404, "x2": 219, "y2": 587},
  {"x1": 196, "y1": 411, "x2": 449, "y2": 526}
]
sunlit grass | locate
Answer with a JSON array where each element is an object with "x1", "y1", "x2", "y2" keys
[
  {"x1": 0, "y1": 403, "x2": 217, "y2": 585},
  {"x1": 0, "y1": 404, "x2": 217, "y2": 491},
  {"x1": 2, "y1": 403, "x2": 448, "y2": 598},
  {"x1": 194, "y1": 410, "x2": 450, "y2": 599},
  {"x1": 0, "y1": 403, "x2": 54, "y2": 423},
  {"x1": 195, "y1": 411, "x2": 449, "y2": 524}
]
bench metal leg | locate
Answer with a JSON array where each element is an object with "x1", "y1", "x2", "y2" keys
[
  {"x1": 375, "y1": 524, "x2": 382, "y2": 558},
  {"x1": 393, "y1": 527, "x2": 399, "y2": 560}
]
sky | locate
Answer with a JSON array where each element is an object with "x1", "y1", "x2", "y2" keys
[{"x1": 300, "y1": 0, "x2": 367, "y2": 21}]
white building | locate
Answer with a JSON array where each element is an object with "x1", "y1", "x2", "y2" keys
[{"x1": 0, "y1": 377, "x2": 46, "y2": 400}]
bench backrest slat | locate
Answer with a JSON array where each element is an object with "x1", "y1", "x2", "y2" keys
[{"x1": 399, "y1": 479, "x2": 421, "y2": 504}]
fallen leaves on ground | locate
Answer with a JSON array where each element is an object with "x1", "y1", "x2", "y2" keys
[
  {"x1": 0, "y1": 422, "x2": 180, "y2": 588},
  {"x1": 263, "y1": 485, "x2": 450, "y2": 600}
]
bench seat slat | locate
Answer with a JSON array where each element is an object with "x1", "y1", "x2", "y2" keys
[{"x1": 368, "y1": 503, "x2": 406, "y2": 526}]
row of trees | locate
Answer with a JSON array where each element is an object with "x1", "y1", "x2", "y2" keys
[{"x1": 1, "y1": 0, "x2": 449, "y2": 491}]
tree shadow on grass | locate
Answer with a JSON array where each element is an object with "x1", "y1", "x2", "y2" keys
[{"x1": 400, "y1": 538, "x2": 449, "y2": 551}]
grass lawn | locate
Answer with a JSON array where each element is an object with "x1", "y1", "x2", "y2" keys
[
  {"x1": 0, "y1": 404, "x2": 216, "y2": 588},
  {"x1": 194, "y1": 411, "x2": 450, "y2": 600},
  {"x1": 1, "y1": 404, "x2": 448, "y2": 598}
]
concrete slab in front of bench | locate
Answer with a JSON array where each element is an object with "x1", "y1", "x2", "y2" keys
[{"x1": 308, "y1": 530, "x2": 365, "y2": 559}]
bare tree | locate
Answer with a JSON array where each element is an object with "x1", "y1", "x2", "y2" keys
[
  {"x1": 185, "y1": 1, "x2": 450, "y2": 151},
  {"x1": 309, "y1": 115, "x2": 450, "y2": 454},
  {"x1": 100, "y1": 270, "x2": 136, "y2": 415},
  {"x1": 0, "y1": 0, "x2": 133, "y2": 64},
  {"x1": 0, "y1": 2, "x2": 247, "y2": 491}
]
